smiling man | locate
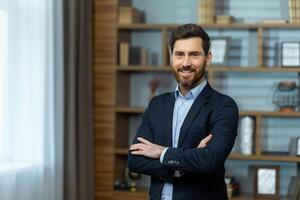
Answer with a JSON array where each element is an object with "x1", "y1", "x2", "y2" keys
[{"x1": 128, "y1": 24, "x2": 239, "y2": 200}]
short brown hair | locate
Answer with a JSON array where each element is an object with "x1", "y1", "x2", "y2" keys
[{"x1": 168, "y1": 24, "x2": 210, "y2": 56}]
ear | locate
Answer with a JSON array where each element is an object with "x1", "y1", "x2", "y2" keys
[{"x1": 205, "y1": 51, "x2": 212, "y2": 67}]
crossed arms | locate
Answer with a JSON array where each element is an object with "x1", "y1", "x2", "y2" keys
[{"x1": 130, "y1": 135, "x2": 212, "y2": 159}]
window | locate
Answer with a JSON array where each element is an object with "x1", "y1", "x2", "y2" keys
[{"x1": 0, "y1": 10, "x2": 7, "y2": 156}]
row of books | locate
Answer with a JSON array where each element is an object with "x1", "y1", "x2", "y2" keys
[
  {"x1": 119, "y1": 43, "x2": 148, "y2": 66},
  {"x1": 118, "y1": 6, "x2": 145, "y2": 24},
  {"x1": 197, "y1": 0, "x2": 215, "y2": 24},
  {"x1": 289, "y1": 0, "x2": 300, "y2": 23}
]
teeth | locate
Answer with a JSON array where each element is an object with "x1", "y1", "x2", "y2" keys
[{"x1": 180, "y1": 70, "x2": 192, "y2": 73}]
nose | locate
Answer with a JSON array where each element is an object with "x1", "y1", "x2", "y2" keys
[{"x1": 182, "y1": 55, "x2": 191, "y2": 67}]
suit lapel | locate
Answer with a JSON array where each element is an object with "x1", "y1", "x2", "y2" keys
[
  {"x1": 164, "y1": 93, "x2": 175, "y2": 147},
  {"x1": 177, "y1": 84, "x2": 213, "y2": 147}
]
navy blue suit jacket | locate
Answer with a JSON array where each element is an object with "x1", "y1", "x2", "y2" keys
[{"x1": 128, "y1": 83, "x2": 239, "y2": 200}]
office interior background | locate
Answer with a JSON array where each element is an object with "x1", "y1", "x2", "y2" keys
[{"x1": 0, "y1": 0, "x2": 300, "y2": 199}]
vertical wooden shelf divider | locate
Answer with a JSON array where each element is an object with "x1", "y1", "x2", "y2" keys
[
  {"x1": 255, "y1": 115, "x2": 262, "y2": 155},
  {"x1": 257, "y1": 27, "x2": 264, "y2": 67},
  {"x1": 161, "y1": 27, "x2": 169, "y2": 67}
]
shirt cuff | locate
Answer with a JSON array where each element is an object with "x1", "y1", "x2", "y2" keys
[{"x1": 160, "y1": 147, "x2": 169, "y2": 163}]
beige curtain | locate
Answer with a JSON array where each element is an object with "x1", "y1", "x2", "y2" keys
[{"x1": 63, "y1": 0, "x2": 94, "y2": 199}]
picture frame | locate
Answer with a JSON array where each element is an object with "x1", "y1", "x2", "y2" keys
[
  {"x1": 253, "y1": 166, "x2": 280, "y2": 199},
  {"x1": 281, "y1": 41, "x2": 300, "y2": 67},
  {"x1": 288, "y1": 137, "x2": 300, "y2": 156},
  {"x1": 210, "y1": 37, "x2": 229, "y2": 66},
  {"x1": 297, "y1": 137, "x2": 300, "y2": 156}
]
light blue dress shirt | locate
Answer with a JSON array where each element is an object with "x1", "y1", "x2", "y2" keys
[{"x1": 160, "y1": 80, "x2": 207, "y2": 200}]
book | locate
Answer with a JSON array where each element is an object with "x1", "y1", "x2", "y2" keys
[
  {"x1": 119, "y1": 43, "x2": 148, "y2": 65},
  {"x1": 261, "y1": 19, "x2": 288, "y2": 24}
]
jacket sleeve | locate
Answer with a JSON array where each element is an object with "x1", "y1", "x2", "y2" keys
[
  {"x1": 127, "y1": 98, "x2": 174, "y2": 182},
  {"x1": 161, "y1": 97, "x2": 239, "y2": 174}
]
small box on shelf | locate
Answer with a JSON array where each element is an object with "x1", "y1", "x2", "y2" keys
[
  {"x1": 118, "y1": 6, "x2": 145, "y2": 24},
  {"x1": 215, "y1": 15, "x2": 235, "y2": 24}
]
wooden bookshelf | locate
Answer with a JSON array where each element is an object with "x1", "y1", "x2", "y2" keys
[
  {"x1": 114, "y1": 190, "x2": 291, "y2": 200},
  {"x1": 104, "y1": 1, "x2": 300, "y2": 200},
  {"x1": 117, "y1": 65, "x2": 300, "y2": 73}
]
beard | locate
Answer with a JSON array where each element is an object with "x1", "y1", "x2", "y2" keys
[{"x1": 173, "y1": 63, "x2": 206, "y2": 91}]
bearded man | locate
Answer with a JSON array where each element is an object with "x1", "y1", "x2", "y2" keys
[{"x1": 128, "y1": 23, "x2": 239, "y2": 200}]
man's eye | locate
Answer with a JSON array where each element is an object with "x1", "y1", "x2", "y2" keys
[{"x1": 175, "y1": 53, "x2": 184, "y2": 57}]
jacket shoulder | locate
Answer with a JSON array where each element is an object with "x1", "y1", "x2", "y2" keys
[{"x1": 210, "y1": 89, "x2": 238, "y2": 108}]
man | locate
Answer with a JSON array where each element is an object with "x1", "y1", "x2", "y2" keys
[{"x1": 128, "y1": 23, "x2": 239, "y2": 200}]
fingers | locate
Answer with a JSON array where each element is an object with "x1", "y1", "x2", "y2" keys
[
  {"x1": 137, "y1": 137, "x2": 151, "y2": 144},
  {"x1": 197, "y1": 134, "x2": 213, "y2": 148},
  {"x1": 130, "y1": 143, "x2": 145, "y2": 155},
  {"x1": 130, "y1": 143, "x2": 144, "y2": 151}
]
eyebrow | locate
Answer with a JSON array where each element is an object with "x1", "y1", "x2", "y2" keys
[{"x1": 173, "y1": 51, "x2": 202, "y2": 54}]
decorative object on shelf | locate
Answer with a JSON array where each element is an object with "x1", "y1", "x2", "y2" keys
[
  {"x1": 148, "y1": 76, "x2": 171, "y2": 101},
  {"x1": 198, "y1": 0, "x2": 215, "y2": 24},
  {"x1": 289, "y1": 137, "x2": 300, "y2": 156},
  {"x1": 149, "y1": 78, "x2": 160, "y2": 101},
  {"x1": 215, "y1": 15, "x2": 234, "y2": 24},
  {"x1": 114, "y1": 180, "x2": 129, "y2": 191},
  {"x1": 210, "y1": 37, "x2": 229, "y2": 66},
  {"x1": 272, "y1": 81, "x2": 299, "y2": 112},
  {"x1": 225, "y1": 176, "x2": 240, "y2": 198},
  {"x1": 124, "y1": 167, "x2": 141, "y2": 192},
  {"x1": 253, "y1": 165, "x2": 280, "y2": 199},
  {"x1": 118, "y1": 6, "x2": 145, "y2": 24},
  {"x1": 281, "y1": 41, "x2": 300, "y2": 67},
  {"x1": 239, "y1": 116, "x2": 255, "y2": 155}
]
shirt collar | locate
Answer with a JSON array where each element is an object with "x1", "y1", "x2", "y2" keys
[{"x1": 174, "y1": 80, "x2": 207, "y2": 99}]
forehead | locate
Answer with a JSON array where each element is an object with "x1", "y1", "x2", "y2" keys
[{"x1": 173, "y1": 37, "x2": 204, "y2": 52}]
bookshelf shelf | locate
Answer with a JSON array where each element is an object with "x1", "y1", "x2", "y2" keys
[
  {"x1": 117, "y1": 65, "x2": 300, "y2": 73},
  {"x1": 116, "y1": 107, "x2": 300, "y2": 117},
  {"x1": 117, "y1": 65, "x2": 171, "y2": 72},
  {"x1": 115, "y1": 106, "x2": 144, "y2": 114},
  {"x1": 229, "y1": 153, "x2": 300, "y2": 163},
  {"x1": 113, "y1": 190, "x2": 291, "y2": 200},
  {"x1": 118, "y1": 23, "x2": 300, "y2": 30},
  {"x1": 115, "y1": 148, "x2": 300, "y2": 163},
  {"x1": 209, "y1": 66, "x2": 300, "y2": 73}
]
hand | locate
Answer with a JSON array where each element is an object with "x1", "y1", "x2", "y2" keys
[
  {"x1": 130, "y1": 137, "x2": 166, "y2": 159},
  {"x1": 197, "y1": 134, "x2": 213, "y2": 148}
]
